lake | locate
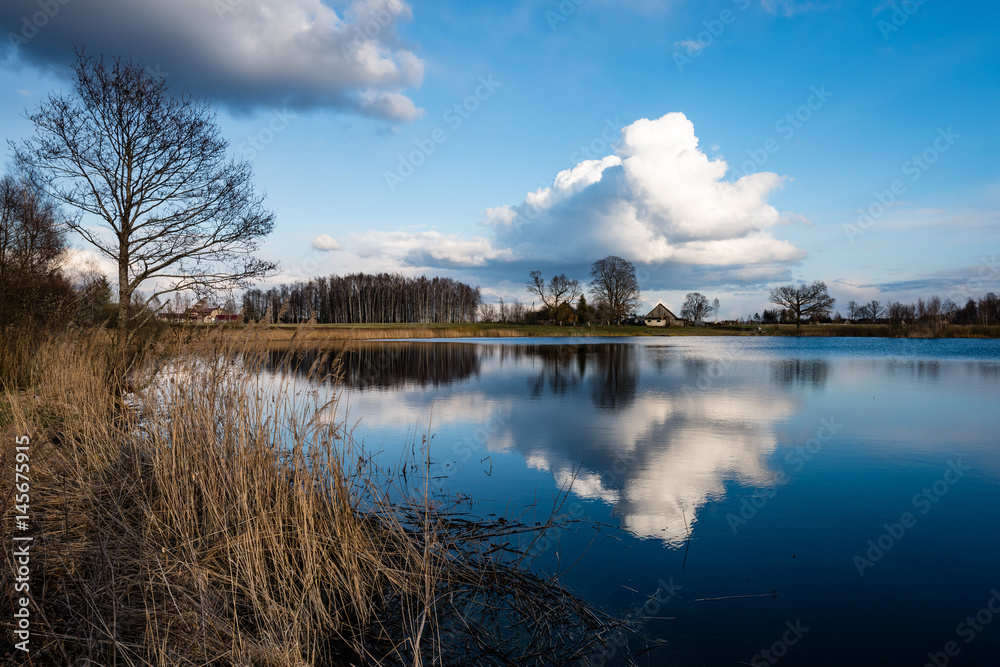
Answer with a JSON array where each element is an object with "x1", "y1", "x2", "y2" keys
[{"x1": 276, "y1": 336, "x2": 1000, "y2": 666}]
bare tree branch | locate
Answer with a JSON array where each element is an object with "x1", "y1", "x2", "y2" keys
[
  {"x1": 12, "y1": 48, "x2": 276, "y2": 357},
  {"x1": 768, "y1": 281, "x2": 835, "y2": 332},
  {"x1": 588, "y1": 256, "x2": 641, "y2": 324}
]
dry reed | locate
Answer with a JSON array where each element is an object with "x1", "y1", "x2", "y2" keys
[{"x1": 1, "y1": 323, "x2": 619, "y2": 666}]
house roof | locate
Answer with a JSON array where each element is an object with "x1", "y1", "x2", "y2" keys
[{"x1": 645, "y1": 303, "x2": 678, "y2": 319}]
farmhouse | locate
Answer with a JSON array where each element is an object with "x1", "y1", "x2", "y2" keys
[
  {"x1": 551, "y1": 301, "x2": 579, "y2": 324},
  {"x1": 157, "y1": 299, "x2": 240, "y2": 323},
  {"x1": 645, "y1": 303, "x2": 682, "y2": 327}
]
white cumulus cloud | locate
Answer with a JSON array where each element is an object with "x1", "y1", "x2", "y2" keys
[
  {"x1": 338, "y1": 112, "x2": 804, "y2": 286},
  {"x1": 487, "y1": 112, "x2": 802, "y2": 267}
]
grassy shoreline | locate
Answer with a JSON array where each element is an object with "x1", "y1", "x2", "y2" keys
[
  {"x1": 245, "y1": 321, "x2": 1000, "y2": 342},
  {"x1": 1, "y1": 328, "x2": 619, "y2": 665}
]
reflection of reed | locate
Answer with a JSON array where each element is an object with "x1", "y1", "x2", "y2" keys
[{"x1": 266, "y1": 342, "x2": 483, "y2": 389}]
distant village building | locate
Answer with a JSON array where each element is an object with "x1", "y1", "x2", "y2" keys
[
  {"x1": 644, "y1": 302, "x2": 683, "y2": 327},
  {"x1": 157, "y1": 298, "x2": 240, "y2": 323},
  {"x1": 552, "y1": 301, "x2": 579, "y2": 324}
]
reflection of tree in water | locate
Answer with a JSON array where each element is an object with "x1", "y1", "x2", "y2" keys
[
  {"x1": 521, "y1": 344, "x2": 637, "y2": 407},
  {"x1": 269, "y1": 342, "x2": 639, "y2": 405},
  {"x1": 885, "y1": 359, "x2": 942, "y2": 383},
  {"x1": 590, "y1": 344, "x2": 638, "y2": 409},
  {"x1": 266, "y1": 342, "x2": 482, "y2": 390},
  {"x1": 525, "y1": 345, "x2": 582, "y2": 397},
  {"x1": 770, "y1": 359, "x2": 830, "y2": 389}
]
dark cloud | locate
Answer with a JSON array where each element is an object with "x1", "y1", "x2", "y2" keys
[{"x1": 1, "y1": 0, "x2": 424, "y2": 120}]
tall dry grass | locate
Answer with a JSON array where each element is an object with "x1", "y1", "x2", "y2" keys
[{"x1": 1, "y1": 324, "x2": 617, "y2": 666}]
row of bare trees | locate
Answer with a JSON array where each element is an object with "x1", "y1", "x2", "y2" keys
[
  {"x1": 477, "y1": 298, "x2": 529, "y2": 324},
  {"x1": 242, "y1": 273, "x2": 481, "y2": 324},
  {"x1": 847, "y1": 295, "x2": 1000, "y2": 327},
  {"x1": 758, "y1": 285, "x2": 1000, "y2": 330},
  {"x1": 524, "y1": 256, "x2": 642, "y2": 324}
]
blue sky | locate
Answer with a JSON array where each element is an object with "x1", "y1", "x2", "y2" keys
[{"x1": 2, "y1": 0, "x2": 998, "y2": 317}]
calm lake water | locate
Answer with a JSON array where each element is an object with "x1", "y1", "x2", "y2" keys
[{"x1": 282, "y1": 337, "x2": 1000, "y2": 666}]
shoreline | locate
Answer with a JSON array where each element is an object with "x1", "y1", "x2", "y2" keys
[{"x1": 215, "y1": 322, "x2": 1000, "y2": 342}]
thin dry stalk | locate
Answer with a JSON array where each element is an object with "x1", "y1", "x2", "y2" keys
[{"x1": 2, "y1": 324, "x2": 619, "y2": 666}]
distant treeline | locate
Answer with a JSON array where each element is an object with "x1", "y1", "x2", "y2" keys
[
  {"x1": 241, "y1": 273, "x2": 481, "y2": 324},
  {"x1": 754, "y1": 293, "x2": 1000, "y2": 328}
]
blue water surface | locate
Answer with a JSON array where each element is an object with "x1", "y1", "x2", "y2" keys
[{"x1": 296, "y1": 336, "x2": 1000, "y2": 666}]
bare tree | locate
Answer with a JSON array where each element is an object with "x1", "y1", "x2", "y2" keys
[
  {"x1": 886, "y1": 301, "x2": 913, "y2": 331},
  {"x1": 12, "y1": 50, "x2": 276, "y2": 357},
  {"x1": 712, "y1": 297, "x2": 720, "y2": 322},
  {"x1": 916, "y1": 296, "x2": 942, "y2": 323},
  {"x1": 527, "y1": 270, "x2": 581, "y2": 317},
  {"x1": 588, "y1": 255, "x2": 640, "y2": 324},
  {"x1": 860, "y1": 300, "x2": 884, "y2": 323},
  {"x1": 478, "y1": 302, "x2": 498, "y2": 323},
  {"x1": 508, "y1": 299, "x2": 527, "y2": 324},
  {"x1": 0, "y1": 172, "x2": 71, "y2": 323},
  {"x1": 979, "y1": 293, "x2": 1000, "y2": 325},
  {"x1": 846, "y1": 300, "x2": 860, "y2": 322},
  {"x1": 681, "y1": 292, "x2": 712, "y2": 323},
  {"x1": 768, "y1": 281, "x2": 836, "y2": 332}
]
